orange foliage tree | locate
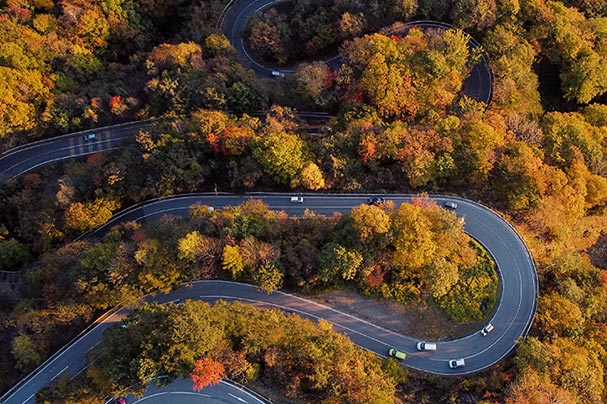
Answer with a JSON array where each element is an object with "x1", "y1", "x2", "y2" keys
[{"x1": 190, "y1": 357, "x2": 225, "y2": 391}]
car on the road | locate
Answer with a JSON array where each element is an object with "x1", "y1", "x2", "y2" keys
[
  {"x1": 388, "y1": 348, "x2": 407, "y2": 360},
  {"x1": 271, "y1": 70, "x2": 285, "y2": 77},
  {"x1": 83, "y1": 133, "x2": 97, "y2": 141},
  {"x1": 290, "y1": 196, "x2": 304, "y2": 203},
  {"x1": 416, "y1": 341, "x2": 437, "y2": 351},
  {"x1": 449, "y1": 358, "x2": 465, "y2": 368},
  {"x1": 481, "y1": 323, "x2": 494, "y2": 336},
  {"x1": 444, "y1": 201, "x2": 458, "y2": 209},
  {"x1": 368, "y1": 196, "x2": 386, "y2": 205}
]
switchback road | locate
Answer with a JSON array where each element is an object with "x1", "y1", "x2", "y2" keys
[
  {"x1": 1, "y1": 193, "x2": 537, "y2": 403},
  {"x1": 219, "y1": 1, "x2": 493, "y2": 105}
]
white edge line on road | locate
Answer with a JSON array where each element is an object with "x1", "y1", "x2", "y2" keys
[
  {"x1": 2, "y1": 308, "x2": 125, "y2": 402},
  {"x1": 228, "y1": 392, "x2": 248, "y2": 403},
  {"x1": 132, "y1": 392, "x2": 211, "y2": 403},
  {"x1": 86, "y1": 341, "x2": 100, "y2": 353},
  {"x1": 70, "y1": 363, "x2": 91, "y2": 381},
  {"x1": 50, "y1": 366, "x2": 69, "y2": 381}
]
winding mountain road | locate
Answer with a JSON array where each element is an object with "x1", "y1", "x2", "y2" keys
[
  {"x1": 90, "y1": 194, "x2": 537, "y2": 377},
  {"x1": 0, "y1": 7, "x2": 514, "y2": 402},
  {"x1": 1, "y1": 193, "x2": 537, "y2": 404},
  {"x1": 92, "y1": 193, "x2": 538, "y2": 377},
  {"x1": 219, "y1": 1, "x2": 493, "y2": 105}
]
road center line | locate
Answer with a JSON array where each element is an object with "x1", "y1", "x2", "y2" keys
[{"x1": 50, "y1": 366, "x2": 69, "y2": 381}]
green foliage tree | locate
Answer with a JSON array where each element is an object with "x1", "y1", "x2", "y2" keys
[
  {"x1": 319, "y1": 243, "x2": 364, "y2": 283},
  {"x1": 12, "y1": 335, "x2": 43, "y2": 372},
  {"x1": 0, "y1": 238, "x2": 32, "y2": 269},
  {"x1": 542, "y1": 2, "x2": 607, "y2": 103},
  {"x1": 492, "y1": 141, "x2": 549, "y2": 209},
  {"x1": 425, "y1": 257, "x2": 460, "y2": 298},
  {"x1": 253, "y1": 261, "x2": 283, "y2": 293},
  {"x1": 542, "y1": 111, "x2": 606, "y2": 173},
  {"x1": 92, "y1": 301, "x2": 397, "y2": 402},
  {"x1": 253, "y1": 131, "x2": 306, "y2": 185},
  {"x1": 484, "y1": 24, "x2": 542, "y2": 116},
  {"x1": 222, "y1": 245, "x2": 244, "y2": 278},
  {"x1": 451, "y1": 0, "x2": 498, "y2": 31}
]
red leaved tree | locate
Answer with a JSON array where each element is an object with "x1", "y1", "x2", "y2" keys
[{"x1": 190, "y1": 357, "x2": 225, "y2": 391}]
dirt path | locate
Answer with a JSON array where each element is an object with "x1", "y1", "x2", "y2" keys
[{"x1": 307, "y1": 287, "x2": 484, "y2": 341}]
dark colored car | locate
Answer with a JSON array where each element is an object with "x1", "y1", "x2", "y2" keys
[{"x1": 368, "y1": 197, "x2": 386, "y2": 205}]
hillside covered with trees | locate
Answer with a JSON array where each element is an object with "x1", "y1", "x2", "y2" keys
[
  {"x1": 1, "y1": 0, "x2": 607, "y2": 402},
  {"x1": 40, "y1": 300, "x2": 401, "y2": 403}
]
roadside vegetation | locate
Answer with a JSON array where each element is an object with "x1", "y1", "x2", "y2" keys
[
  {"x1": 39, "y1": 300, "x2": 402, "y2": 403},
  {"x1": 4, "y1": 198, "x2": 492, "y2": 393},
  {"x1": 246, "y1": 0, "x2": 417, "y2": 65},
  {"x1": 1, "y1": 0, "x2": 607, "y2": 401}
]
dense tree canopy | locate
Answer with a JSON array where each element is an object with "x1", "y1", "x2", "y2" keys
[
  {"x1": 85, "y1": 301, "x2": 397, "y2": 402},
  {"x1": 3, "y1": 0, "x2": 607, "y2": 401}
]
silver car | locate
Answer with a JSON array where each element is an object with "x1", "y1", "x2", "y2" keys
[
  {"x1": 444, "y1": 201, "x2": 458, "y2": 209},
  {"x1": 416, "y1": 341, "x2": 437, "y2": 351},
  {"x1": 449, "y1": 358, "x2": 465, "y2": 368},
  {"x1": 481, "y1": 323, "x2": 494, "y2": 336}
]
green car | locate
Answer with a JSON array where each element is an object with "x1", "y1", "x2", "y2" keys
[{"x1": 388, "y1": 348, "x2": 406, "y2": 360}]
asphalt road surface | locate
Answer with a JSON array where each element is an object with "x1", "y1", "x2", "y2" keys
[
  {"x1": 1, "y1": 193, "x2": 537, "y2": 403},
  {"x1": 90, "y1": 193, "x2": 537, "y2": 376},
  {"x1": 220, "y1": 2, "x2": 493, "y2": 105},
  {"x1": 123, "y1": 379, "x2": 267, "y2": 404},
  {"x1": 0, "y1": 121, "x2": 153, "y2": 181}
]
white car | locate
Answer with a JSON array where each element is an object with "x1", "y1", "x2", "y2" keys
[
  {"x1": 481, "y1": 323, "x2": 494, "y2": 336},
  {"x1": 444, "y1": 201, "x2": 458, "y2": 209},
  {"x1": 416, "y1": 341, "x2": 437, "y2": 351},
  {"x1": 271, "y1": 71, "x2": 285, "y2": 77},
  {"x1": 449, "y1": 358, "x2": 465, "y2": 368},
  {"x1": 290, "y1": 196, "x2": 304, "y2": 203}
]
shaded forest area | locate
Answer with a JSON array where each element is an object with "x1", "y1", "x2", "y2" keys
[{"x1": 1, "y1": 0, "x2": 607, "y2": 402}]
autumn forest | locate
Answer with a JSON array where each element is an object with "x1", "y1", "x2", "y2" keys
[{"x1": 1, "y1": 0, "x2": 607, "y2": 402}]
